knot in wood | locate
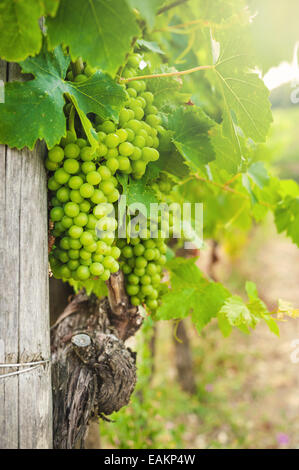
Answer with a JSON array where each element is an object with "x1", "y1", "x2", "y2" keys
[{"x1": 71, "y1": 334, "x2": 91, "y2": 348}]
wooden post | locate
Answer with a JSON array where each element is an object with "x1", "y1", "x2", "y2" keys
[{"x1": 0, "y1": 61, "x2": 52, "y2": 448}]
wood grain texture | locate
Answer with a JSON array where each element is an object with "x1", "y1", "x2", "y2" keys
[{"x1": 0, "y1": 62, "x2": 52, "y2": 449}]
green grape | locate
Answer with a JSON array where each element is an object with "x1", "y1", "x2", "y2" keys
[
  {"x1": 126, "y1": 119, "x2": 142, "y2": 133},
  {"x1": 90, "y1": 262, "x2": 104, "y2": 277},
  {"x1": 100, "y1": 180, "x2": 115, "y2": 195},
  {"x1": 119, "y1": 109, "x2": 131, "y2": 126},
  {"x1": 61, "y1": 216, "x2": 73, "y2": 229},
  {"x1": 119, "y1": 142, "x2": 134, "y2": 157},
  {"x1": 59, "y1": 265, "x2": 71, "y2": 279},
  {"x1": 69, "y1": 239, "x2": 82, "y2": 249},
  {"x1": 68, "y1": 175, "x2": 83, "y2": 189},
  {"x1": 130, "y1": 147, "x2": 142, "y2": 161},
  {"x1": 80, "y1": 248, "x2": 92, "y2": 260},
  {"x1": 98, "y1": 166, "x2": 112, "y2": 180},
  {"x1": 48, "y1": 177, "x2": 61, "y2": 191},
  {"x1": 64, "y1": 143, "x2": 80, "y2": 159},
  {"x1": 100, "y1": 269, "x2": 111, "y2": 281},
  {"x1": 91, "y1": 189, "x2": 106, "y2": 204},
  {"x1": 63, "y1": 159, "x2": 80, "y2": 175},
  {"x1": 80, "y1": 147, "x2": 94, "y2": 161},
  {"x1": 116, "y1": 128, "x2": 128, "y2": 143},
  {"x1": 56, "y1": 187, "x2": 70, "y2": 203},
  {"x1": 80, "y1": 231, "x2": 94, "y2": 246},
  {"x1": 68, "y1": 249, "x2": 80, "y2": 260},
  {"x1": 110, "y1": 246, "x2": 121, "y2": 259},
  {"x1": 50, "y1": 206, "x2": 64, "y2": 222},
  {"x1": 106, "y1": 158, "x2": 119, "y2": 174},
  {"x1": 105, "y1": 133, "x2": 120, "y2": 148},
  {"x1": 76, "y1": 138, "x2": 87, "y2": 148},
  {"x1": 80, "y1": 183, "x2": 95, "y2": 198},
  {"x1": 128, "y1": 274, "x2": 139, "y2": 285},
  {"x1": 142, "y1": 147, "x2": 159, "y2": 162},
  {"x1": 74, "y1": 212, "x2": 88, "y2": 227},
  {"x1": 76, "y1": 266, "x2": 90, "y2": 280},
  {"x1": 67, "y1": 260, "x2": 80, "y2": 271},
  {"x1": 70, "y1": 190, "x2": 84, "y2": 204},
  {"x1": 80, "y1": 200, "x2": 91, "y2": 213},
  {"x1": 106, "y1": 148, "x2": 118, "y2": 159},
  {"x1": 48, "y1": 146, "x2": 64, "y2": 163},
  {"x1": 118, "y1": 156, "x2": 131, "y2": 172},
  {"x1": 85, "y1": 242, "x2": 97, "y2": 253},
  {"x1": 100, "y1": 121, "x2": 116, "y2": 133},
  {"x1": 45, "y1": 159, "x2": 59, "y2": 171},
  {"x1": 86, "y1": 171, "x2": 101, "y2": 186},
  {"x1": 81, "y1": 161, "x2": 96, "y2": 174},
  {"x1": 141, "y1": 275, "x2": 151, "y2": 285},
  {"x1": 141, "y1": 91, "x2": 154, "y2": 105},
  {"x1": 146, "y1": 114, "x2": 161, "y2": 128},
  {"x1": 60, "y1": 237, "x2": 71, "y2": 250},
  {"x1": 97, "y1": 143, "x2": 108, "y2": 158},
  {"x1": 64, "y1": 202, "x2": 79, "y2": 218},
  {"x1": 69, "y1": 225, "x2": 83, "y2": 239},
  {"x1": 54, "y1": 168, "x2": 70, "y2": 185},
  {"x1": 126, "y1": 285, "x2": 139, "y2": 296},
  {"x1": 125, "y1": 128, "x2": 135, "y2": 142}
]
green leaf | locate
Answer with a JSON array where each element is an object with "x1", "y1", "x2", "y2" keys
[
  {"x1": 0, "y1": 45, "x2": 126, "y2": 149},
  {"x1": 168, "y1": 107, "x2": 216, "y2": 169},
  {"x1": 127, "y1": 0, "x2": 164, "y2": 28},
  {"x1": 210, "y1": 125, "x2": 240, "y2": 174},
  {"x1": 219, "y1": 296, "x2": 255, "y2": 330},
  {"x1": 0, "y1": 0, "x2": 43, "y2": 62},
  {"x1": 146, "y1": 66, "x2": 189, "y2": 111},
  {"x1": 137, "y1": 39, "x2": 165, "y2": 55},
  {"x1": 47, "y1": 0, "x2": 140, "y2": 76},
  {"x1": 44, "y1": 0, "x2": 60, "y2": 16},
  {"x1": 153, "y1": 150, "x2": 190, "y2": 179},
  {"x1": 157, "y1": 258, "x2": 230, "y2": 331},
  {"x1": 118, "y1": 174, "x2": 159, "y2": 215},
  {"x1": 211, "y1": 27, "x2": 273, "y2": 155},
  {"x1": 248, "y1": 162, "x2": 269, "y2": 189},
  {"x1": 275, "y1": 197, "x2": 299, "y2": 247}
]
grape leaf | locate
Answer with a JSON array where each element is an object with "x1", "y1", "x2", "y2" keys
[
  {"x1": 118, "y1": 174, "x2": 159, "y2": 215},
  {"x1": 248, "y1": 162, "x2": 269, "y2": 189},
  {"x1": 153, "y1": 150, "x2": 190, "y2": 179},
  {"x1": 209, "y1": 126, "x2": 240, "y2": 174},
  {"x1": 0, "y1": 0, "x2": 43, "y2": 62},
  {"x1": 44, "y1": 0, "x2": 60, "y2": 16},
  {"x1": 0, "y1": 45, "x2": 126, "y2": 150},
  {"x1": 126, "y1": 0, "x2": 165, "y2": 28},
  {"x1": 137, "y1": 39, "x2": 165, "y2": 55},
  {"x1": 157, "y1": 258, "x2": 230, "y2": 332},
  {"x1": 211, "y1": 27, "x2": 273, "y2": 156},
  {"x1": 157, "y1": 258, "x2": 279, "y2": 336},
  {"x1": 275, "y1": 197, "x2": 299, "y2": 248},
  {"x1": 47, "y1": 0, "x2": 140, "y2": 76},
  {"x1": 0, "y1": 0, "x2": 59, "y2": 62},
  {"x1": 167, "y1": 107, "x2": 216, "y2": 169},
  {"x1": 146, "y1": 66, "x2": 189, "y2": 111}
]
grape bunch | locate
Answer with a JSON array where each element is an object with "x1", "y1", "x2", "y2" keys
[
  {"x1": 47, "y1": 52, "x2": 170, "y2": 308},
  {"x1": 93, "y1": 53, "x2": 166, "y2": 180},
  {"x1": 116, "y1": 213, "x2": 171, "y2": 311},
  {"x1": 46, "y1": 134, "x2": 120, "y2": 282}
]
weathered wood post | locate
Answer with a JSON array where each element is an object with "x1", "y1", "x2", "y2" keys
[{"x1": 0, "y1": 61, "x2": 52, "y2": 449}]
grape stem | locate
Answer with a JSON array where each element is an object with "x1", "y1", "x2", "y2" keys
[
  {"x1": 119, "y1": 64, "x2": 213, "y2": 83},
  {"x1": 157, "y1": 0, "x2": 190, "y2": 15},
  {"x1": 181, "y1": 174, "x2": 273, "y2": 209}
]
